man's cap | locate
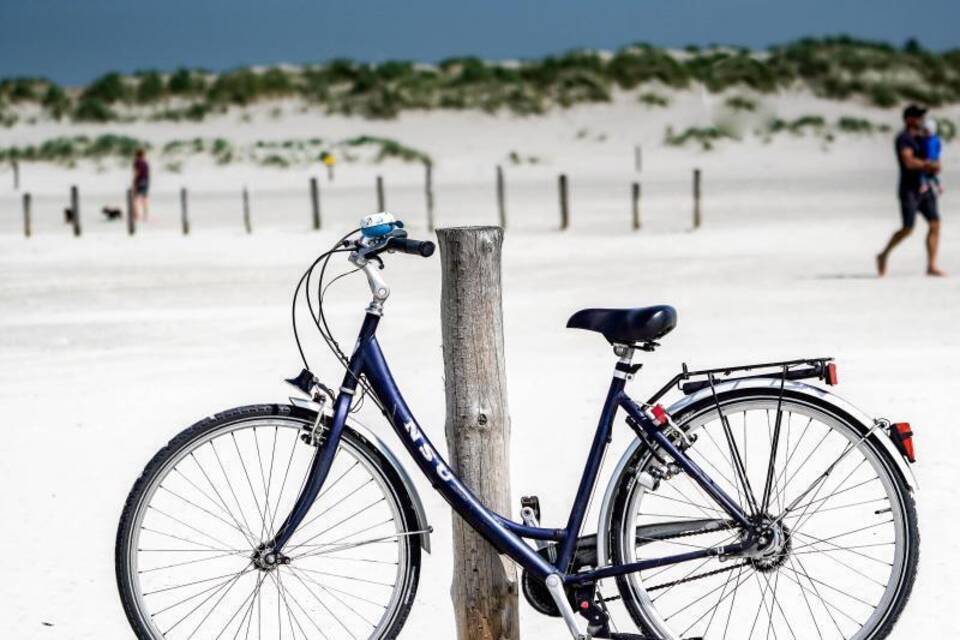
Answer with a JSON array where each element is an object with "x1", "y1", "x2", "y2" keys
[{"x1": 903, "y1": 104, "x2": 928, "y2": 119}]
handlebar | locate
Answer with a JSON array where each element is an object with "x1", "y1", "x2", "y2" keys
[{"x1": 386, "y1": 237, "x2": 435, "y2": 258}]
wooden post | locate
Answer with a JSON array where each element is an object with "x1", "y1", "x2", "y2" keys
[
  {"x1": 180, "y1": 187, "x2": 190, "y2": 235},
  {"x1": 126, "y1": 188, "x2": 135, "y2": 236},
  {"x1": 243, "y1": 186, "x2": 252, "y2": 234},
  {"x1": 22, "y1": 192, "x2": 31, "y2": 238},
  {"x1": 496, "y1": 165, "x2": 507, "y2": 229},
  {"x1": 424, "y1": 162, "x2": 435, "y2": 232},
  {"x1": 634, "y1": 144, "x2": 642, "y2": 173},
  {"x1": 376, "y1": 175, "x2": 385, "y2": 211},
  {"x1": 558, "y1": 173, "x2": 569, "y2": 231},
  {"x1": 437, "y1": 226, "x2": 519, "y2": 640},
  {"x1": 12, "y1": 159, "x2": 19, "y2": 190},
  {"x1": 310, "y1": 177, "x2": 321, "y2": 230},
  {"x1": 693, "y1": 168, "x2": 702, "y2": 229},
  {"x1": 632, "y1": 181, "x2": 641, "y2": 231},
  {"x1": 70, "y1": 185, "x2": 81, "y2": 237}
]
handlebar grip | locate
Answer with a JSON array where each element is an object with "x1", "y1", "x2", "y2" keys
[{"x1": 387, "y1": 237, "x2": 435, "y2": 257}]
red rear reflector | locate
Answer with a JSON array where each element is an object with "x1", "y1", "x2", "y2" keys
[
  {"x1": 651, "y1": 404, "x2": 669, "y2": 425},
  {"x1": 891, "y1": 422, "x2": 916, "y2": 463},
  {"x1": 825, "y1": 363, "x2": 838, "y2": 385}
]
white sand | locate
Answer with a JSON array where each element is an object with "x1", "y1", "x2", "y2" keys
[{"x1": 1, "y1": 95, "x2": 958, "y2": 638}]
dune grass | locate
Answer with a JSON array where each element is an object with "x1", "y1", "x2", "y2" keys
[
  {"x1": 1, "y1": 133, "x2": 430, "y2": 169},
  {"x1": 2, "y1": 36, "x2": 959, "y2": 122}
]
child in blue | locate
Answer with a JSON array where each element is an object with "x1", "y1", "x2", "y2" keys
[{"x1": 922, "y1": 118, "x2": 943, "y2": 194}]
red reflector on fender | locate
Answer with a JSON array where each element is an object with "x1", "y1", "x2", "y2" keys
[
  {"x1": 825, "y1": 362, "x2": 839, "y2": 385},
  {"x1": 891, "y1": 422, "x2": 916, "y2": 463}
]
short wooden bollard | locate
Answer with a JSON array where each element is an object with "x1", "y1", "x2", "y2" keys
[
  {"x1": 70, "y1": 185, "x2": 81, "y2": 237},
  {"x1": 180, "y1": 187, "x2": 190, "y2": 235},
  {"x1": 632, "y1": 181, "x2": 641, "y2": 231},
  {"x1": 376, "y1": 175, "x2": 385, "y2": 212},
  {"x1": 693, "y1": 168, "x2": 702, "y2": 229},
  {"x1": 310, "y1": 177, "x2": 321, "y2": 230},
  {"x1": 424, "y1": 162, "x2": 435, "y2": 232},
  {"x1": 126, "y1": 188, "x2": 135, "y2": 236},
  {"x1": 242, "y1": 187, "x2": 252, "y2": 234},
  {"x1": 558, "y1": 173, "x2": 570, "y2": 231},
  {"x1": 437, "y1": 226, "x2": 519, "y2": 640},
  {"x1": 22, "y1": 192, "x2": 31, "y2": 238},
  {"x1": 496, "y1": 165, "x2": 507, "y2": 229}
]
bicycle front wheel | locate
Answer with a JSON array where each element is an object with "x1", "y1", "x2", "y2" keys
[
  {"x1": 608, "y1": 388, "x2": 918, "y2": 640},
  {"x1": 116, "y1": 404, "x2": 421, "y2": 640}
]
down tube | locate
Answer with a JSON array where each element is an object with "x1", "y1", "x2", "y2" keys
[{"x1": 360, "y1": 336, "x2": 557, "y2": 580}]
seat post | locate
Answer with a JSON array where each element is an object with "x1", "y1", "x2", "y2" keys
[{"x1": 612, "y1": 343, "x2": 637, "y2": 381}]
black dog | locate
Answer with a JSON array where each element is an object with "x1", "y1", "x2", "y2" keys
[{"x1": 102, "y1": 207, "x2": 123, "y2": 220}]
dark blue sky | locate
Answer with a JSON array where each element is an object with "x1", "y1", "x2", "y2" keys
[{"x1": 1, "y1": 0, "x2": 957, "y2": 85}]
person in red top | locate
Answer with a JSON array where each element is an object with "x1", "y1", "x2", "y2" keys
[{"x1": 132, "y1": 149, "x2": 150, "y2": 222}]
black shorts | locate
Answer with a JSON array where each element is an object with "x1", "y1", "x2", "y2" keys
[
  {"x1": 135, "y1": 182, "x2": 149, "y2": 196},
  {"x1": 899, "y1": 189, "x2": 939, "y2": 228}
]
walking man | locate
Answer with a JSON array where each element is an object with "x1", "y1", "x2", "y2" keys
[
  {"x1": 877, "y1": 104, "x2": 944, "y2": 276},
  {"x1": 132, "y1": 149, "x2": 150, "y2": 222}
]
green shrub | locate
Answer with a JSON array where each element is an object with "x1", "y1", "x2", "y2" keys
[
  {"x1": 664, "y1": 124, "x2": 738, "y2": 150},
  {"x1": 936, "y1": 117, "x2": 957, "y2": 142},
  {"x1": 344, "y1": 135, "x2": 431, "y2": 163},
  {"x1": 725, "y1": 95, "x2": 757, "y2": 111},
  {"x1": 42, "y1": 84, "x2": 70, "y2": 119},
  {"x1": 609, "y1": 47, "x2": 690, "y2": 89},
  {"x1": 136, "y1": 71, "x2": 165, "y2": 103},
  {"x1": 73, "y1": 98, "x2": 116, "y2": 122},
  {"x1": 260, "y1": 154, "x2": 290, "y2": 168},
  {"x1": 837, "y1": 116, "x2": 875, "y2": 133},
  {"x1": 638, "y1": 92, "x2": 670, "y2": 107},
  {"x1": 83, "y1": 72, "x2": 129, "y2": 103}
]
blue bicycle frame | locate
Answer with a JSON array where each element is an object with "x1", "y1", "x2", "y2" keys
[{"x1": 270, "y1": 310, "x2": 753, "y2": 585}]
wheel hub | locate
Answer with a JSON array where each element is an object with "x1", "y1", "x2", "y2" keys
[
  {"x1": 252, "y1": 545, "x2": 290, "y2": 572},
  {"x1": 741, "y1": 516, "x2": 791, "y2": 573}
]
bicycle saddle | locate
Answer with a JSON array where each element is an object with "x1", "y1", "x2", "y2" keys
[{"x1": 566, "y1": 305, "x2": 677, "y2": 344}]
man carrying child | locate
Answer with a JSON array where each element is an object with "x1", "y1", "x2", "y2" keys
[{"x1": 877, "y1": 104, "x2": 945, "y2": 277}]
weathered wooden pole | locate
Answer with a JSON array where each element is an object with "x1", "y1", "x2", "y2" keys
[
  {"x1": 22, "y1": 192, "x2": 31, "y2": 238},
  {"x1": 632, "y1": 181, "x2": 641, "y2": 231},
  {"x1": 242, "y1": 186, "x2": 252, "y2": 234},
  {"x1": 125, "y1": 188, "x2": 135, "y2": 236},
  {"x1": 12, "y1": 159, "x2": 19, "y2": 190},
  {"x1": 496, "y1": 165, "x2": 507, "y2": 229},
  {"x1": 693, "y1": 168, "x2": 702, "y2": 229},
  {"x1": 437, "y1": 226, "x2": 519, "y2": 640},
  {"x1": 558, "y1": 173, "x2": 569, "y2": 231},
  {"x1": 424, "y1": 162, "x2": 435, "y2": 232},
  {"x1": 376, "y1": 174, "x2": 385, "y2": 211},
  {"x1": 70, "y1": 185, "x2": 81, "y2": 237},
  {"x1": 310, "y1": 177, "x2": 321, "y2": 230},
  {"x1": 180, "y1": 187, "x2": 190, "y2": 235}
]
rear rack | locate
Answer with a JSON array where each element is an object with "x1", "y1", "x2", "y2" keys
[{"x1": 646, "y1": 357, "x2": 836, "y2": 405}]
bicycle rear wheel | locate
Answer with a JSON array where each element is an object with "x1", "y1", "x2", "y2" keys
[
  {"x1": 116, "y1": 404, "x2": 421, "y2": 640},
  {"x1": 607, "y1": 388, "x2": 918, "y2": 640}
]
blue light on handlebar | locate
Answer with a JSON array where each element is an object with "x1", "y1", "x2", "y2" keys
[{"x1": 361, "y1": 223, "x2": 395, "y2": 237}]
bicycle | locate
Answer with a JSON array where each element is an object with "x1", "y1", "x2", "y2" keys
[{"x1": 116, "y1": 215, "x2": 919, "y2": 640}]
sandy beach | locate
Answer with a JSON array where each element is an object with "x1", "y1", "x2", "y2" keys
[{"x1": 1, "y1": 92, "x2": 959, "y2": 638}]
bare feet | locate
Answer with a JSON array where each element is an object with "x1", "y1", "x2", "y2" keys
[
  {"x1": 876, "y1": 253, "x2": 887, "y2": 277},
  {"x1": 927, "y1": 267, "x2": 946, "y2": 277}
]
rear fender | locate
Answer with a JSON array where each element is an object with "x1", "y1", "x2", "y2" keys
[{"x1": 595, "y1": 379, "x2": 915, "y2": 567}]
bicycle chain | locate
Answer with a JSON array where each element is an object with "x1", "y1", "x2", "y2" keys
[{"x1": 599, "y1": 513, "x2": 741, "y2": 601}]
